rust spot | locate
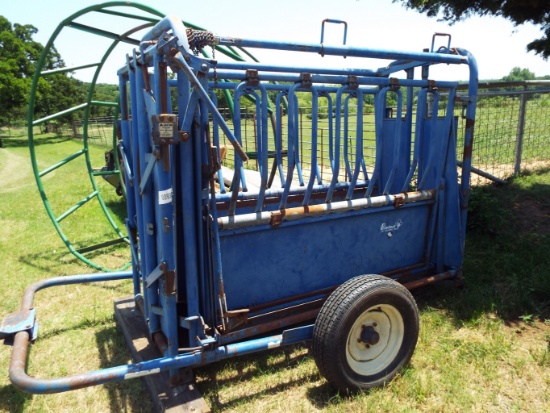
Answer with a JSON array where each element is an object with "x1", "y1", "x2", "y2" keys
[
  {"x1": 164, "y1": 270, "x2": 176, "y2": 295},
  {"x1": 394, "y1": 195, "x2": 405, "y2": 208},
  {"x1": 463, "y1": 143, "x2": 473, "y2": 159},
  {"x1": 270, "y1": 210, "x2": 285, "y2": 227}
]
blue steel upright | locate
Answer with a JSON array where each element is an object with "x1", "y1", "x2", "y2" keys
[{"x1": 3, "y1": 16, "x2": 478, "y2": 394}]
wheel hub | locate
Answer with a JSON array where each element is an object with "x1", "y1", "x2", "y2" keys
[{"x1": 360, "y1": 325, "x2": 380, "y2": 346}]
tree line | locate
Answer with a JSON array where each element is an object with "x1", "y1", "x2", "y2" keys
[
  {"x1": 0, "y1": 16, "x2": 118, "y2": 129},
  {"x1": 1, "y1": 11, "x2": 548, "y2": 131}
]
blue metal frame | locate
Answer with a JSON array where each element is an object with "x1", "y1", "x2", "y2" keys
[{"x1": 3, "y1": 14, "x2": 478, "y2": 394}]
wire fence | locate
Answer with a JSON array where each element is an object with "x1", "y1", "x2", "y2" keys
[
  {"x1": 218, "y1": 81, "x2": 550, "y2": 187},
  {"x1": 461, "y1": 82, "x2": 550, "y2": 184},
  {"x1": 2, "y1": 82, "x2": 549, "y2": 187}
]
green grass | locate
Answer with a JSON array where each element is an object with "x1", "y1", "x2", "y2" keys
[{"x1": 1, "y1": 132, "x2": 550, "y2": 412}]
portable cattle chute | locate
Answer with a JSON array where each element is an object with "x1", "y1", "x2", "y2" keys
[{"x1": 1, "y1": 3, "x2": 478, "y2": 399}]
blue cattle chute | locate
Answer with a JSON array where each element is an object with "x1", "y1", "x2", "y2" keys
[{"x1": 3, "y1": 12, "x2": 478, "y2": 395}]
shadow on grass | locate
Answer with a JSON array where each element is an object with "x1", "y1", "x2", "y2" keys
[
  {"x1": 18, "y1": 235, "x2": 131, "y2": 275},
  {"x1": 94, "y1": 325, "x2": 154, "y2": 413},
  {"x1": 0, "y1": 134, "x2": 75, "y2": 149},
  {"x1": 195, "y1": 345, "x2": 319, "y2": 411},
  {"x1": 0, "y1": 381, "x2": 32, "y2": 413},
  {"x1": 415, "y1": 170, "x2": 550, "y2": 325}
]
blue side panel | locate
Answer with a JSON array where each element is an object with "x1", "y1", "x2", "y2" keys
[
  {"x1": 419, "y1": 117, "x2": 451, "y2": 190},
  {"x1": 219, "y1": 204, "x2": 431, "y2": 309}
]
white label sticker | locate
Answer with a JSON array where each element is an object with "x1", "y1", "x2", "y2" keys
[
  {"x1": 159, "y1": 122, "x2": 173, "y2": 138},
  {"x1": 380, "y1": 219, "x2": 403, "y2": 233},
  {"x1": 158, "y1": 188, "x2": 173, "y2": 205}
]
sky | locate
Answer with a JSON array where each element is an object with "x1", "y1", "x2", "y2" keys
[{"x1": 2, "y1": 0, "x2": 549, "y2": 84}]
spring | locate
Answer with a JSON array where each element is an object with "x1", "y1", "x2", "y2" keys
[{"x1": 186, "y1": 28, "x2": 215, "y2": 55}]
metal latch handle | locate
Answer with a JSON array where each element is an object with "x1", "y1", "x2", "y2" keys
[{"x1": 320, "y1": 19, "x2": 348, "y2": 45}]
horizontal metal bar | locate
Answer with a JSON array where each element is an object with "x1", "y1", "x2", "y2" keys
[
  {"x1": 214, "y1": 61, "x2": 378, "y2": 77},
  {"x1": 90, "y1": 100, "x2": 119, "y2": 107},
  {"x1": 56, "y1": 191, "x2": 98, "y2": 223},
  {"x1": 39, "y1": 149, "x2": 87, "y2": 177},
  {"x1": 67, "y1": 21, "x2": 140, "y2": 45},
  {"x1": 91, "y1": 169, "x2": 119, "y2": 176},
  {"x1": 209, "y1": 68, "x2": 458, "y2": 88},
  {"x1": 33, "y1": 103, "x2": 88, "y2": 125},
  {"x1": 456, "y1": 160, "x2": 507, "y2": 185},
  {"x1": 218, "y1": 190, "x2": 435, "y2": 230},
  {"x1": 41, "y1": 63, "x2": 101, "y2": 76},
  {"x1": 218, "y1": 36, "x2": 468, "y2": 65},
  {"x1": 402, "y1": 270, "x2": 457, "y2": 290}
]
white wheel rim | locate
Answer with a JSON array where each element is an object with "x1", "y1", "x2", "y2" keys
[{"x1": 346, "y1": 303, "x2": 404, "y2": 376}]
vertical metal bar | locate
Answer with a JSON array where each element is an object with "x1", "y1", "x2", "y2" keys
[
  {"x1": 382, "y1": 89, "x2": 403, "y2": 194},
  {"x1": 514, "y1": 87, "x2": 527, "y2": 175},
  {"x1": 366, "y1": 87, "x2": 388, "y2": 197},
  {"x1": 343, "y1": 94, "x2": 352, "y2": 180},
  {"x1": 302, "y1": 88, "x2": 319, "y2": 206},
  {"x1": 256, "y1": 84, "x2": 270, "y2": 210},
  {"x1": 279, "y1": 83, "x2": 302, "y2": 208},
  {"x1": 233, "y1": 82, "x2": 249, "y2": 192},
  {"x1": 295, "y1": 102, "x2": 305, "y2": 187},
  {"x1": 135, "y1": 57, "x2": 160, "y2": 336},
  {"x1": 128, "y1": 61, "x2": 148, "y2": 316},
  {"x1": 179, "y1": 83, "x2": 201, "y2": 345},
  {"x1": 210, "y1": 92, "x2": 226, "y2": 194},
  {"x1": 118, "y1": 72, "x2": 140, "y2": 297},
  {"x1": 319, "y1": 92, "x2": 334, "y2": 183},
  {"x1": 401, "y1": 88, "x2": 428, "y2": 192},
  {"x1": 275, "y1": 92, "x2": 287, "y2": 187},
  {"x1": 325, "y1": 86, "x2": 347, "y2": 202},
  {"x1": 153, "y1": 53, "x2": 179, "y2": 363},
  {"x1": 346, "y1": 88, "x2": 364, "y2": 199}
]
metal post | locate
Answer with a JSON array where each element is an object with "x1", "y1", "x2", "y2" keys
[{"x1": 514, "y1": 86, "x2": 527, "y2": 175}]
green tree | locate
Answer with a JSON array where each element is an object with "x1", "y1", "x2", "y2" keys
[
  {"x1": 502, "y1": 67, "x2": 535, "y2": 82},
  {"x1": 0, "y1": 15, "x2": 85, "y2": 127},
  {"x1": 0, "y1": 16, "x2": 41, "y2": 125},
  {"x1": 394, "y1": 0, "x2": 550, "y2": 59}
]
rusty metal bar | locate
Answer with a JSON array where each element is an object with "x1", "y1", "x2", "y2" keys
[{"x1": 218, "y1": 189, "x2": 435, "y2": 230}]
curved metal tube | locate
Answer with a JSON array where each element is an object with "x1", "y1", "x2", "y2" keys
[{"x1": 7, "y1": 271, "x2": 310, "y2": 394}]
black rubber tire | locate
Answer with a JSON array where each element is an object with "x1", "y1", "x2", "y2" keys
[{"x1": 312, "y1": 274, "x2": 419, "y2": 392}]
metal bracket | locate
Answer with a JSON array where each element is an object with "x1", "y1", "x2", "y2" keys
[
  {"x1": 245, "y1": 69, "x2": 260, "y2": 87},
  {"x1": 138, "y1": 153, "x2": 157, "y2": 195},
  {"x1": 145, "y1": 262, "x2": 166, "y2": 287},
  {"x1": 300, "y1": 73, "x2": 312, "y2": 88},
  {"x1": 394, "y1": 195, "x2": 405, "y2": 208},
  {"x1": 0, "y1": 308, "x2": 37, "y2": 343},
  {"x1": 347, "y1": 75, "x2": 358, "y2": 90}
]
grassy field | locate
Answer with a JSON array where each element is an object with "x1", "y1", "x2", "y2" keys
[{"x1": 1, "y1": 131, "x2": 550, "y2": 412}]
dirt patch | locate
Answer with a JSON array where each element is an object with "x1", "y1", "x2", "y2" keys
[{"x1": 512, "y1": 197, "x2": 550, "y2": 235}]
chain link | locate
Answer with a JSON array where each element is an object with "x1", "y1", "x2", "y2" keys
[{"x1": 211, "y1": 46, "x2": 218, "y2": 86}]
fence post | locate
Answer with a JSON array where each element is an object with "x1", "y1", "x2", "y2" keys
[{"x1": 514, "y1": 86, "x2": 527, "y2": 175}]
